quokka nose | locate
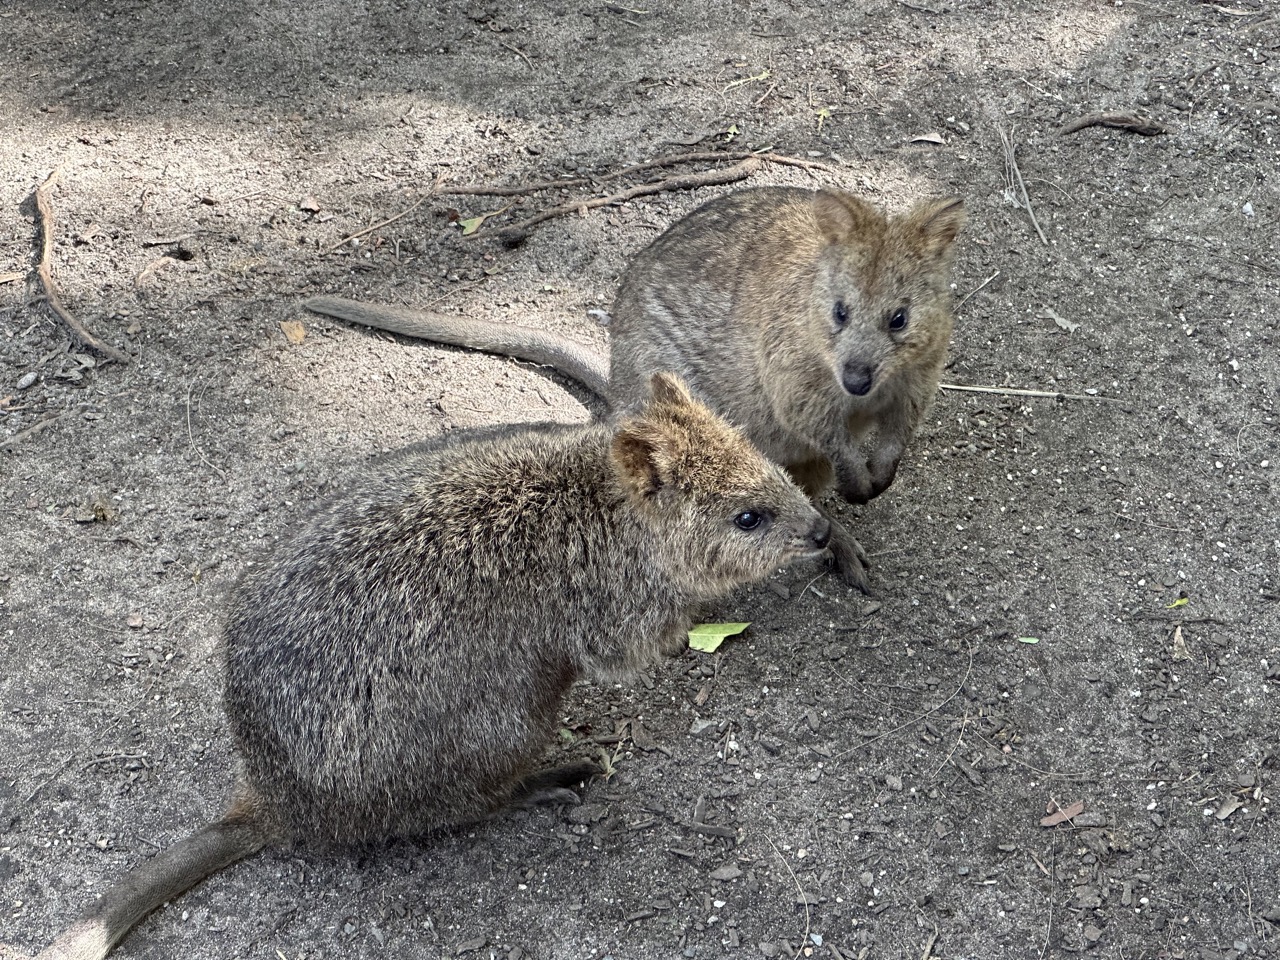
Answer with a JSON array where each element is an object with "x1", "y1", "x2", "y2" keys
[
  {"x1": 841, "y1": 360, "x2": 874, "y2": 397},
  {"x1": 810, "y1": 516, "x2": 832, "y2": 550}
]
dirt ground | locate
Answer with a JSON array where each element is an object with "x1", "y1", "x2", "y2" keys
[{"x1": 1, "y1": 1, "x2": 1278, "y2": 958}]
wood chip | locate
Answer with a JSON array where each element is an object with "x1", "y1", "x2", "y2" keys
[
  {"x1": 1059, "y1": 111, "x2": 1170, "y2": 136},
  {"x1": 1040, "y1": 799, "x2": 1085, "y2": 827}
]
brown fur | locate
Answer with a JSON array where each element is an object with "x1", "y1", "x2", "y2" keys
[
  {"x1": 304, "y1": 186, "x2": 964, "y2": 592},
  {"x1": 34, "y1": 374, "x2": 828, "y2": 960}
]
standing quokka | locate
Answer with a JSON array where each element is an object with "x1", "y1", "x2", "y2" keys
[
  {"x1": 33, "y1": 373, "x2": 830, "y2": 960},
  {"x1": 305, "y1": 186, "x2": 965, "y2": 593}
]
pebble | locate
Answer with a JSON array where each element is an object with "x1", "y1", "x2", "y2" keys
[{"x1": 16, "y1": 372, "x2": 38, "y2": 390}]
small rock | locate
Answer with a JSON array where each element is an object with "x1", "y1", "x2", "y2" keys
[
  {"x1": 885, "y1": 774, "x2": 903, "y2": 792},
  {"x1": 16, "y1": 372, "x2": 38, "y2": 391},
  {"x1": 1083, "y1": 924, "x2": 1103, "y2": 943},
  {"x1": 566, "y1": 803, "x2": 607, "y2": 825},
  {"x1": 710, "y1": 864, "x2": 743, "y2": 881},
  {"x1": 690, "y1": 718, "x2": 717, "y2": 736},
  {"x1": 759, "y1": 943, "x2": 779, "y2": 958}
]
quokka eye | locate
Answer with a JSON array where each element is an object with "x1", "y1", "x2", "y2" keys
[
  {"x1": 733, "y1": 510, "x2": 768, "y2": 531},
  {"x1": 888, "y1": 307, "x2": 909, "y2": 332},
  {"x1": 833, "y1": 301, "x2": 850, "y2": 329}
]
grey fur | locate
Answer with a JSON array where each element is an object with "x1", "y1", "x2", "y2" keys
[
  {"x1": 304, "y1": 185, "x2": 965, "y2": 593},
  {"x1": 35, "y1": 374, "x2": 829, "y2": 960}
]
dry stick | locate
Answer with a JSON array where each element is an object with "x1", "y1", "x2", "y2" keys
[
  {"x1": 443, "y1": 176, "x2": 592, "y2": 197},
  {"x1": 921, "y1": 923, "x2": 941, "y2": 960},
  {"x1": 32, "y1": 169, "x2": 131, "y2": 365},
  {"x1": 186, "y1": 377, "x2": 227, "y2": 480},
  {"x1": 135, "y1": 254, "x2": 177, "y2": 289},
  {"x1": 955, "y1": 269, "x2": 1000, "y2": 312},
  {"x1": 0, "y1": 270, "x2": 23, "y2": 284},
  {"x1": 1059, "y1": 111, "x2": 1169, "y2": 136},
  {"x1": 835, "y1": 638, "x2": 974, "y2": 762},
  {"x1": 323, "y1": 195, "x2": 427, "y2": 254},
  {"x1": 763, "y1": 834, "x2": 810, "y2": 960},
  {"x1": 1038, "y1": 842, "x2": 1056, "y2": 960},
  {"x1": 24, "y1": 752, "x2": 76, "y2": 803},
  {"x1": 968, "y1": 731, "x2": 1089, "y2": 781},
  {"x1": 470, "y1": 156, "x2": 766, "y2": 239},
  {"x1": 81, "y1": 753, "x2": 147, "y2": 771},
  {"x1": 0, "y1": 411, "x2": 62, "y2": 452},
  {"x1": 998, "y1": 127, "x2": 1048, "y2": 246},
  {"x1": 442, "y1": 149, "x2": 832, "y2": 198},
  {"x1": 938, "y1": 383, "x2": 1120, "y2": 403},
  {"x1": 496, "y1": 38, "x2": 533, "y2": 70},
  {"x1": 930, "y1": 704, "x2": 971, "y2": 779}
]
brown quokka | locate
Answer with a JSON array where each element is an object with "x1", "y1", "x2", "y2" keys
[
  {"x1": 305, "y1": 186, "x2": 965, "y2": 593},
  {"x1": 33, "y1": 373, "x2": 829, "y2": 960}
]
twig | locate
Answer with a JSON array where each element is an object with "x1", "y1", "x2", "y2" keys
[
  {"x1": 323, "y1": 195, "x2": 428, "y2": 254},
  {"x1": 764, "y1": 834, "x2": 810, "y2": 960},
  {"x1": 25, "y1": 753, "x2": 76, "y2": 803},
  {"x1": 496, "y1": 38, "x2": 533, "y2": 70},
  {"x1": 470, "y1": 157, "x2": 770, "y2": 239},
  {"x1": 141, "y1": 232, "x2": 198, "y2": 247},
  {"x1": 186, "y1": 376, "x2": 227, "y2": 480},
  {"x1": 1038, "y1": 842, "x2": 1056, "y2": 960},
  {"x1": 930, "y1": 704, "x2": 971, "y2": 779},
  {"x1": 835, "y1": 638, "x2": 974, "y2": 762},
  {"x1": 81, "y1": 752, "x2": 146, "y2": 771},
  {"x1": 0, "y1": 271, "x2": 23, "y2": 284},
  {"x1": 32, "y1": 169, "x2": 131, "y2": 364},
  {"x1": 969, "y1": 731, "x2": 1090, "y2": 780},
  {"x1": 135, "y1": 255, "x2": 177, "y2": 289},
  {"x1": 955, "y1": 270, "x2": 999, "y2": 311},
  {"x1": 938, "y1": 383, "x2": 1121, "y2": 402},
  {"x1": 921, "y1": 922, "x2": 941, "y2": 960},
  {"x1": 997, "y1": 127, "x2": 1048, "y2": 246},
  {"x1": 441, "y1": 176, "x2": 591, "y2": 197},
  {"x1": 441, "y1": 149, "x2": 831, "y2": 199},
  {"x1": 1059, "y1": 111, "x2": 1170, "y2": 136},
  {"x1": 0, "y1": 411, "x2": 62, "y2": 452}
]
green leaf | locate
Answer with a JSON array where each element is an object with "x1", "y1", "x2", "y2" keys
[
  {"x1": 459, "y1": 216, "x2": 485, "y2": 236},
  {"x1": 688, "y1": 622, "x2": 750, "y2": 653},
  {"x1": 1167, "y1": 596, "x2": 1189, "y2": 609},
  {"x1": 1016, "y1": 636, "x2": 1040, "y2": 644}
]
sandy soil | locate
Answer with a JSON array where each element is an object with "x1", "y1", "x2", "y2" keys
[{"x1": 1, "y1": 1, "x2": 1277, "y2": 958}]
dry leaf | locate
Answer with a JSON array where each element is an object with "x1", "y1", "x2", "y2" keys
[
  {"x1": 280, "y1": 320, "x2": 307, "y2": 345},
  {"x1": 299, "y1": 195, "x2": 321, "y2": 213},
  {"x1": 1039, "y1": 799, "x2": 1084, "y2": 827},
  {"x1": 1215, "y1": 796, "x2": 1244, "y2": 820},
  {"x1": 1171, "y1": 624, "x2": 1191, "y2": 662},
  {"x1": 909, "y1": 132, "x2": 946, "y2": 145},
  {"x1": 1039, "y1": 307, "x2": 1079, "y2": 333}
]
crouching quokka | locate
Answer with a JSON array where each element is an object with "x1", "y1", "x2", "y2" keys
[{"x1": 32, "y1": 373, "x2": 829, "y2": 960}]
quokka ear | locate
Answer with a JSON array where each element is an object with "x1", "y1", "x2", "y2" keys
[
  {"x1": 647, "y1": 371, "x2": 695, "y2": 409},
  {"x1": 904, "y1": 197, "x2": 966, "y2": 256},
  {"x1": 611, "y1": 420, "x2": 673, "y2": 499},
  {"x1": 813, "y1": 189, "x2": 882, "y2": 246}
]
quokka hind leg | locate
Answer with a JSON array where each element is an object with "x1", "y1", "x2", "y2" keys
[{"x1": 509, "y1": 761, "x2": 601, "y2": 809}]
